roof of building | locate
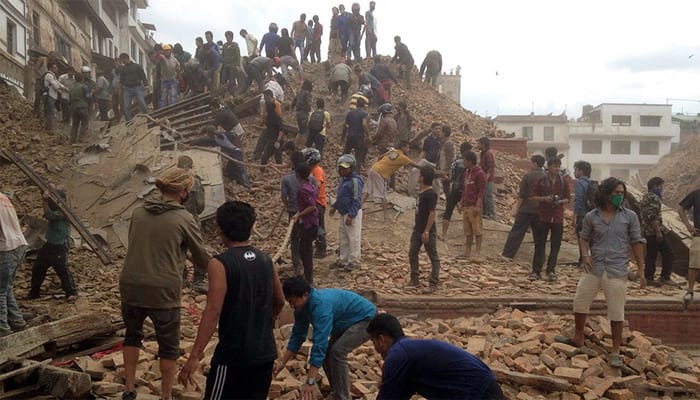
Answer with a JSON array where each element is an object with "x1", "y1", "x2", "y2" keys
[
  {"x1": 494, "y1": 113, "x2": 568, "y2": 123},
  {"x1": 592, "y1": 103, "x2": 671, "y2": 108}
]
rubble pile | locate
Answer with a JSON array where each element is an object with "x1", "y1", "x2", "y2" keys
[
  {"x1": 648, "y1": 134, "x2": 700, "y2": 208},
  {"x1": 81, "y1": 308, "x2": 700, "y2": 399},
  {"x1": 0, "y1": 82, "x2": 44, "y2": 137}
]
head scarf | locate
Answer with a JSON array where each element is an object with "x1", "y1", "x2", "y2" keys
[{"x1": 155, "y1": 167, "x2": 193, "y2": 194}]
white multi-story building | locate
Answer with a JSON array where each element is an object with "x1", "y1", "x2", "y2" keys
[
  {"x1": 0, "y1": 0, "x2": 29, "y2": 92},
  {"x1": 495, "y1": 103, "x2": 680, "y2": 181},
  {"x1": 493, "y1": 113, "x2": 570, "y2": 169}
]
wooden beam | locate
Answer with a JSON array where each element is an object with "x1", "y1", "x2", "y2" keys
[
  {"x1": 0, "y1": 149, "x2": 113, "y2": 265},
  {"x1": 0, "y1": 313, "x2": 116, "y2": 366},
  {"x1": 492, "y1": 368, "x2": 573, "y2": 392},
  {"x1": 37, "y1": 365, "x2": 91, "y2": 399}
]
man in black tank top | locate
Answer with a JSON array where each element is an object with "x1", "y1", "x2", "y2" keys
[{"x1": 178, "y1": 201, "x2": 285, "y2": 399}]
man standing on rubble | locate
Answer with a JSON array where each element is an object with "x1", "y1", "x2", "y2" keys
[
  {"x1": 478, "y1": 137, "x2": 497, "y2": 220},
  {"x1": 44, "y1": 62, "x2": 66, "y2": 133},
  {"x1": 119, "y1": 168, "x2": 209, "y2": 400},
  {"x1": 156, "y1": 44, "x2": 180, "y2": 109},
  {"x1": 221, "y1": 31, "x2": 242, "y2": 94},
  {"x1": 461, "y1": 151, "x2": 487, "y2": 259},
  {"x1": 391, "y1": 36, "x2": 414, "y2": 89},
  {"x1": 501, "y1": 155, "x2": 546, "y2": 261},
  {"x1": 342, "y1": 97, "x2": 370, "y2": 171},
  {"x1": 419, "y1": 50, "x2": 442, "y2": 88},
  {"x1": 362, "y1": 141, "x2": 418, "y2": 218},
  {"x1": 407, "y1": 166, "x2": 441, "y2": 293},
  {"x1": 274, "y1": 276, "x2": 376, "y2": 400},
  {"x1": 330, "y1": 154, "x2": 364, "y2": 270},
  {"x1": 118, "y1": 53, "x2": 149, "y2": 122},
  {"x1": 176, "y1": 156, "x2": 207, "y2": 293},
  {"x1": 556, "y1": 177, "x2": 646, "y2": 369},
  {"x1": 0, "y1": 192, "x2": 29, "y2": 337},
  {"x1": 178, "y1": 201, "x2": 285, "y2": 399},
  {"x1": 440, "y1": 142, "x2": 473, "y2": 239},
  {"x1": 640, "y1": 177, "x2": 674, "y2": 286},
  {"x1": 678, "y1": 187, "x2": 700, "y2": 306}
]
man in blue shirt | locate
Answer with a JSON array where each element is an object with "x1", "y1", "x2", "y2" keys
[
  {"x1": 274, "y1": 277, "x2": 376, "y2": 400},
  {"x1": 342, "y1": 97, "x2": 369, "y2": 171},
  {"x1": 330, "y1": 154, "x2": 364, "y2": 270},
  {"x1": 556, "y1": 177, "x2": 645, "y2": 369},
  {"x1": 367, "y1": 313, "x2": 503, "y2": 400}
]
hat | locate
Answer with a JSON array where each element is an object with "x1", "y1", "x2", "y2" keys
[
  {"x1": 339, "y1": 161, "x2": 352, "y2": 168},
  {"x1": 162, "y1": 44, "x2": 172, "y2": 50},
  {"x1": 81, "y1": 65, "x2": 91, "y2": 73}
]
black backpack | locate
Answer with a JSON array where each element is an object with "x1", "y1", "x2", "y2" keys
[
  {"x1": 585, "y1": 179, "x2": 598, "y2": 211},
  {"x1": 308, "y1": 110, "x2": 325, "y2": 132}
]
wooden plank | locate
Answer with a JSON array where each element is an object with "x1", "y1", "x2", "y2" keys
[
  {"x1": 0, "y1": 313, "x2": 116, "y2": 366},
  {"x1": 492, "y1": 367, "x2": 573, "y2": 392},
  {"x1": 0, "y1": 384, "x2": 37, "y2": 399},
  {"x1": 0, "y1": 149, "x2": 113, "y2": 265},
  {"x1": 0, "y1": 359, "x2": 50, "y2": 382},
  {"x1": 150, "y1": 92, "x2": 212, "y2": 117},
  {"x1": 37, "y1": 365, "x2": 91, "y2": 399}
]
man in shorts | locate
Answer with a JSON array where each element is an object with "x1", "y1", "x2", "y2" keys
[
  {"x1": 460, "y1": 151, "x2": 486, "y2": 259},
  {"x1": 556, "y1": 177, "x2": 646, "y2": 369},
  {"x1": 362, "y1": 141, "x2": 418, "y2": 218},
  {"x1": 678, "y1": 187, "x2": 700, "y2": 306}
]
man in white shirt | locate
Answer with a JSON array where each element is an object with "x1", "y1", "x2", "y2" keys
[
  {"x1": 239, "y1": 29, "x2": 259, "y2": 57},
  {"x1": 57, "y1": 70, "x2": 75, "y2": 123},
  {"x1": 0, "y1": 192, "x2": 29, "y2": 337},
  {"x1": 44, "y1": 62, "x2": 67, "y2": 132}
]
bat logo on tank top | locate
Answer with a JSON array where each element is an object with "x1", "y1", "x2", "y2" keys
[{"x1": 243, "y1": 251, "x2": 256, "y2": 261}]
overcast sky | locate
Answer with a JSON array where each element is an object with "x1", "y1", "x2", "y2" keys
[{"x1": 142, "y1": 0, "x2": 700, "y2": 118}]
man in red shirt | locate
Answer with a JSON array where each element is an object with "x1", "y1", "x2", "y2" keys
[
  {"x1": 460, "y1": 151, "x2": 487, "y2": 259},
  {"x1": 528, "y1": 158, "x2": 570, "y2": 281},
  {"x1": 478, "y1": 137, "x2": 496, "y2": 220}
]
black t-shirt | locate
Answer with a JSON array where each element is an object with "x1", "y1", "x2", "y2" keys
[
  {"x1": 680, "y1": 189, "x2": 700, "y2": 230},
  {"x1": 277, "y1": 37, "x2": 294, "y2": 57},
  {"x1": 414, "y1": 189, "x2": 438, "y2": 233},
  {"x1": 212, "y1": 246, "x2": 277, "y2": 366},
  {"x1": 214, "y1": 108, "x2": 240, "y2": 132}
]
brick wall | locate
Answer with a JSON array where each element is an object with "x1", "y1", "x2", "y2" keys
[
  {"x1": 490, "y1": 138, "x2": 528, "y2": 159},
  {"x1": 627, "y1": 312, "x2": 700, "y2": 347}
]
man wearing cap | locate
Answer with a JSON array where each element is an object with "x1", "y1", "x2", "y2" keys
[
  {"x1": 120, "y1": 168, "x2": 209, "y2": 400},
  {"x1": 330, "y1": 155, "x2": 364, "y2": 270},
  {"x1": 156, "y1": 44, "x2": 180, "y2": 109}
]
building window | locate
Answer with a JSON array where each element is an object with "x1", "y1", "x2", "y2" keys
[
  {"x1": 54, "y1": 32, "x2": 72, "y2": 61},
  {"x1": 610, "y1": 169, "x2": 630, "y2": 180},
  {"x1": 611, "y1": 140, "x2": 631, "y2": 154},
  {"x1": 6, "y1": 20, "x2": 17, "y2": 55},
  {"x1": 640, "y1": 115, "x2": 661, "y2": 127},
  {"x1": 639, "y1": 141, "x2": 660, "y2": 155},
  {"x1": 543, "y1": 126, "x2": 554, "y2": 141},
  {"x1": 32, "y1": 12, "x2": 40, "y2": 47},
  {"x1": 130, "y1": 39, "x2": 136, "y2": 59},
  {"x1": 522, "y1": 126, "x2": 533, "y2": 141},
  {"x1": 582, "y1": 140, "x2": 602, "y2": 154},
  {"x1": 611, "y1": 115, "x2": 632, "y2": 126}
]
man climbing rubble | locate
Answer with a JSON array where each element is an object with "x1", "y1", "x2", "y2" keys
[{"x1": 419, "y1": 50, "x2": 442, "y2": 88}]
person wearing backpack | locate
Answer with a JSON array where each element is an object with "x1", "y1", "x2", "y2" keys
[
  {"x1": 292, "y1": 80, "x2": 313, "y2": 148},
  {"x1": 306, "y1": 98, "x2": 331, "y2": 156},
  {"x1": 573, "y1": 161, "x2": 593, "y2": 268}
]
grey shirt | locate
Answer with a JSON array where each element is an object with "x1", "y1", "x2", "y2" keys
[
  {"x1": 580, "y1": 207, "x2": 645, "y2": 279},
  {"x1": 281, "y1": 172, "x2": 318, "y2": 213}
]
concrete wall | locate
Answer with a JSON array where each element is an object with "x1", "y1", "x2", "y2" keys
[
  {"x1": 495, "y1": 120, "x2": 570, "y2": 169},
  {"x1": 0, "y1": 0, "x2": 28, "y2": 90}
]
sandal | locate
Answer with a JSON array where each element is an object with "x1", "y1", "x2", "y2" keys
[
  {"x1": 609, "y1": 353, "x2": 624, "y2": 368},
  {"x1": 554, "y1": 335, "x2": 582, "y2": 348}
]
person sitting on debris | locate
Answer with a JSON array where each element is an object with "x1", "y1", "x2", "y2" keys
[
  {"x1": 500, "y1": 155, "x2": 545, "y2": 261},
  {"x1": 331, "y1": 154, "x2": 364, "y2": 270},
  {"x1": 419, "y1": 50, "x2": 442, "y2": 88},
  {"x1": 274, "y1": 276, "x2": 376, "y2": 400},
  {"x1": 189, "y1": 125, "x2": 251, "y2": 188},
  {"x1": 556, "y1": 177, "x2": 646, "y2": 369},
  {"x1": 440, "y1": 142, "x2": 473, "y2": 239},
  {"x1": 27, "y1": 189, "x2": 77, "y2": 301},
  {"x1": 69, "y1": 74, "x2": 92, "y2": 144},
  {"x1": 119, "y1": 168, "x2": 210, "y2": 400},
  {"x1": 210, "y1": 99, "x2": 245, "y2": 148},
  {"x1": 292, "y1": 162, "x2": 319, "y2": 284},
  {"x1": 528, "y1": 157, "x2": 570, "y2": 281},
  {"x1": 176, "y1": 155, "x2": 207, "y2": 293},
  {"x1": 178, "y1": 201, "x2": 284, "y2": 400},
  {"x1": 0, "y1": 192, "x2": 29, "y2": 337},
  {"x1": 362, "y1": 141, "x2": 418, "y2": 218},
  {"x1": 640, "y1": 177, "x2": 674, "y2": 286},
  {"x1": 366, "y1": 313, "x2": 504, "y2": 400}
]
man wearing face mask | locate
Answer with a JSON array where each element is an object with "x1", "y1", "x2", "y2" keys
[
  {"x1": 119, "y1": 168, "x2": 210, "y2": 400},
  {"x1": 555, "y1": 177, "x2": 645, "y2": 370}
]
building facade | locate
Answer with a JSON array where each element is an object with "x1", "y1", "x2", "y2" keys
[
  {"x1": 0, "y1": 0, "x2": 29, "y2": 92},
  {"x1": 438, "y1": 65, "x2": 461, "y2": 105},
  {"x1": 495, "y1": 103, "x2": 680, "y2": 181}
]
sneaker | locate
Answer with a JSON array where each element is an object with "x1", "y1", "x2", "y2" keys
[
  {"x1": 9, "y1": 320, "x2": 26, "y2": 332},
  {"x1": 683, "y1": 291, "x2": 694, "y2": 304},
  {"x1": 528, "y1": 273, "x2": 540, "y2": 281},
  {"x1": 404, "y1": 280, "x2": 420, "y2": 288},
  {"x1": 659, "y1": 278, "x2": 677, "y2": 286},
  {"x1": 66, "y1": 294, "x2": 78, "y2": 302},
  {"x1": 121, "y1": 390, "x2": 137, "y2": 400},
  {"x1": 422, "y1": 285, "x2": 438, "y2": 294},
  {"x1": 544, "y1": 273, "x2": 557, "y2": 282}
]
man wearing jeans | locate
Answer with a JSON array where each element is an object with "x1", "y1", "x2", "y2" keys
[
  {"x1": 156, "y1": 44, "x2": 180, "y2": 109},
  {"x1": 407, "y1": 167, "x2": 441, "y2": 293},
  {"x1": 118, "y1": 53, "x2": 149, "y2": 121},
  {"x1": 274, "y1": 276, "x2": 376, "y2": 400},
  {"x1": 478, "y1": 137, "x2": 497, "y2": 219},
  {"x1": 556, "y1": 177, "x2": 646, "y2": 368},
  {"x1": 330, "y1": 154, "x2": 363, "y2": 270},
  {"x1": 529, "y1": 157, "x2": 570, "y2": 281},
  {"x1": 0, "y1": 192, "x2": 29, "y2": 337}
]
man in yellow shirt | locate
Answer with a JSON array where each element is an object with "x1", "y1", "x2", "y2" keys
[{"x1": 362, "y1": 141, "x2": 418, "y2": 218}]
